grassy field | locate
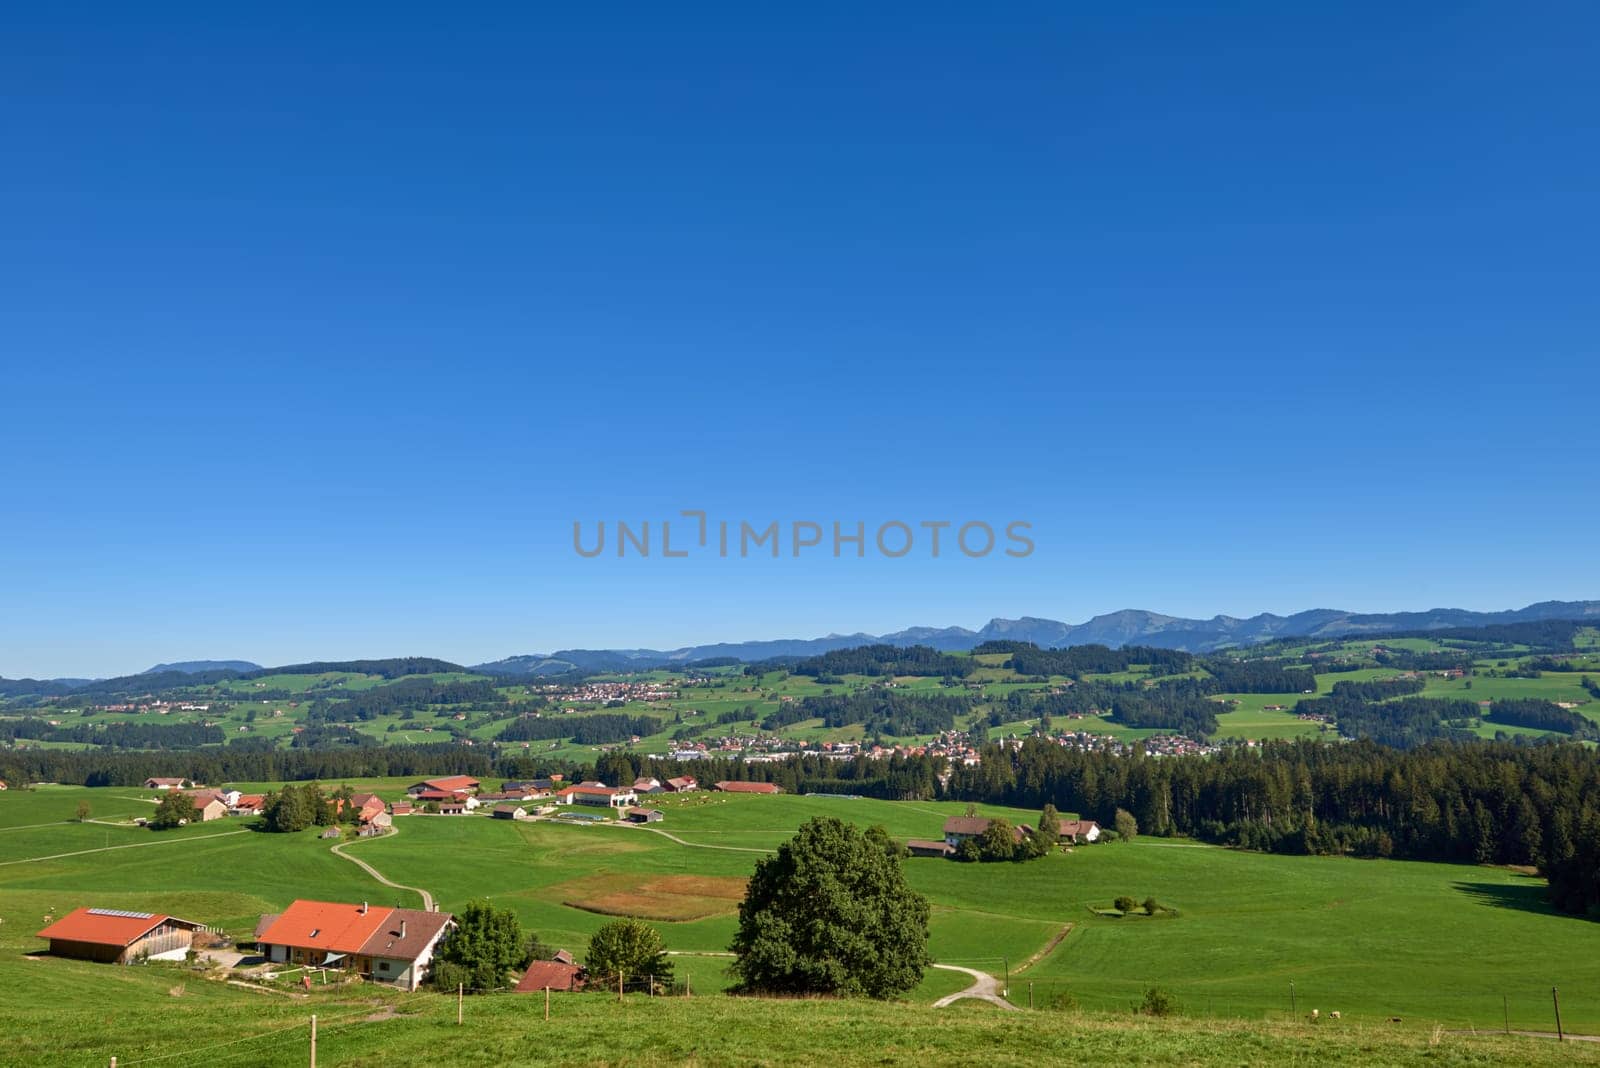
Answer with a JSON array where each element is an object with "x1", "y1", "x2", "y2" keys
[
  {"x1": 5, "y1": 963, "x2": 1597, "y2": 1068},
  {"x1": 7, "y1": 787, "x2": 1600, "y2": 1043}
]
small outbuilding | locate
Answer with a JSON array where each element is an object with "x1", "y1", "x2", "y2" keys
[
  {"x1": 492, "y1": 804, "x2": 529, "y2": 821},
  {"x1": 625, "y1": 807, "x2": 663, "y2": 824}
]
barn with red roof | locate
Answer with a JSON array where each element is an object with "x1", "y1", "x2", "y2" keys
[{"x1": 35, "y1": 907, "x2": 206, "y2": 964}]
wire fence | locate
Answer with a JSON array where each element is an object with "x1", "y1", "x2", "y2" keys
[
  {"x1": 87, "y1": 965, "x2": 1600, "y2": 1066},
  {"x1": 96, "y1": 968, "x2": 706, "y2": 1067},
  {"x1": 994, "y1": 974, "x2": 1593, "y2": 1036}
]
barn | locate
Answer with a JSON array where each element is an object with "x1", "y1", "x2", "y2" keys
[{"x1": 35, "y1": 907, "x2": 206, "y2": 964}]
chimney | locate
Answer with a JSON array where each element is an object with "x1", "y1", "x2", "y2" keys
[
  {"x1": 360, "y1": 901, "x2": 368, "y2": 914},
  {"x1": 400, "y1": 919, "x2": 407, "y2": 937}
]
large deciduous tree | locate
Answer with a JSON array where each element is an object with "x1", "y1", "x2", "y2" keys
[
  {"x1": 149, "y1": 791, "x2": 196, "y2": 830},
  {"x1": 437, "y1": 899, "x2": 524, "y2": 992},
  {"x1": 730, "y1": 816, "x2": 929, "y2": 998}
]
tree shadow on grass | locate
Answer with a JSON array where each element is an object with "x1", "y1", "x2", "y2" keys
[{"x1": 1453, "y1": 878, "x2": 1597, "y2": 922}]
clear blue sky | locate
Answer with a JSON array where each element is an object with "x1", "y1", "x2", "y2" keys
[{"x1": 3, "y1": 4, "x2": 1597, "y2": 677}]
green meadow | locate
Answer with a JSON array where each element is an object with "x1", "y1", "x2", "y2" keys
[{"x1": 6, "y1": 786, "x2": 1600, "y2": 1051}]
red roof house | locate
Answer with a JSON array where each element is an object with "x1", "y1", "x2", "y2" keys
[
  {"x1": 714, "y1": 781, "x2": 782, "y2": 794},
  {"x1": 256, "y1": 899, "x2": 454, "y2": 990},
  {"x1": 515, "y1": 959, "x2": 586, "y2": 992}
]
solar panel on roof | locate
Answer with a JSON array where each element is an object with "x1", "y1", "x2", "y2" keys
[{"x1": 86, "y1": 908, "x2": 156, "y2": 919}]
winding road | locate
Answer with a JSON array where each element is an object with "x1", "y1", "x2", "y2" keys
[{"x1": 330, "y1": 830, "x2": 435, "y2": 912}]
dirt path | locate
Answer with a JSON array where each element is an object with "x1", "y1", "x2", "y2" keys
[
  {"x1": 1014, "y1": 924, "x2": 1073, "y2": 973},
  {"x1": 584, "y1": 819, "x2": 771, "y2": 854},
  {"x1": 930, "y1": 964, "x2": 1019, "y2": 1010},
  {"x1": 1448, "y1": 1029, "x2": 1600, "y2": 1043},
  {"x1": 0, "y1": 829, "x2": 247, "y2": 866},
  {"x1": 331, "y1": 831, "x2": 435, "y2": 911}
]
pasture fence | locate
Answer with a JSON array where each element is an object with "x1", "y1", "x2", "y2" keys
[{"x1": 1007, "y1": 975, "x2": 1595, "y2": 1037}]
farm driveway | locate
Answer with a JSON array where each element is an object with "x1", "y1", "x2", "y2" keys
[
  {"x1": 331, "y1": 832, "x2": 435, "y2": 912},
  {"x1": 931, "y1": 964, "x2": 1019, "y2": 1010}
]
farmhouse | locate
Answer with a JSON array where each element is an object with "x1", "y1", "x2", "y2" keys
[
  {"x1": 942, "y1": 816, "x2": 1026, "y2": 848},
  {"x1": 143, "y1": 777, "x2": 190, "y2": 791},
  {"x1": 492, "y1": 804, "x2": 530, "y2": 820},
  {"x1": 36, "y1": 907, "x2": 206, "y2": 964},
  {"x1": 664, "y1": 776, "x2": 698, "y2": 793},
  {"x1": 256, "y1": 900, "x2": 454, "y2": 991},
  {"x1": 515, "y1": 958, "x2": 586, "y2": 992},
  {"x1": 714, "y1": 781, "x2": 782, "y2": 795},
  {"x1": 633, "y1": 777, "x2": 663, "y2": 794},
  {"x1": 437, "y1": 801, "x2": 467, "y2": 815},
  {"x1": 556, "y1": 782, "x2": 638, "y2": 809},
  {"x1": 230, "y1": 794, "x2": 266, "y2": 816},
  {"x1": 1060, "y1": 819, "x2": 1101, "y2": 844},
  {"x1": 906, "y1": 838, "x2": 954, "y2": 858},
  {"x1": 406, "y1": 775, "x2": 480, "y2": 798},
  {"x1": 339, "y1": 793, "x2": 388, "y2": 824},
  {"x1": 389, "y1": 801, "x2": 414, "y2": 817},
  {"x1": 192, "y1": 798, "x2": 228, "y2": 822}
]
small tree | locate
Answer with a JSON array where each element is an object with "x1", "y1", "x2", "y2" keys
[
  {"x1": 1037, "y1": 804, "x2": 1061, "y2": 845},
  {"x1": 75, "y1": 800, "x2": 92, "y2": 823},
  {"x1": 438, "y1": 899, "x2": 524, "y2": 992},
  {"x1": 329, "y1": 784, "x2": 357, "y2": 823},
  {"x1": 1113, "y1": 895, "x2": 1136, "y2": 913},
  {"x1": 1142, "y1": 896, "x2": 1161, "y2": 915},
  {"x1": 150, "y1": 791, "x2": 196, "y2": 830},
  {"x1": 1114, "y1": 808, "x2": 1139, "y2": 842},
  {"x1": 586, "y1": 919, "x2": 672, "y2": 989}
]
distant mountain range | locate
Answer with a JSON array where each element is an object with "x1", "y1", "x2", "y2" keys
[
  {"x1": 7, "y1": 601, "x2": 1598, "y2": 687},
  {"x1": 469, "y1": 599, "x2": 1600, "y2": 675}
]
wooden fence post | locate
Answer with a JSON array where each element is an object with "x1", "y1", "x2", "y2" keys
[
  {"x1": 1553, "y1": 986, "x2": 1564, "y2": 1041},
  {"x1": 457, "y1": 982, "x2": 464, "y2": 1025},
  {"x1": 310, "y1": 1014, "x2": 317, "y2": 1068},
  {"x1": 545, "y1": 985, "x2": 550, "y2": 1021}
]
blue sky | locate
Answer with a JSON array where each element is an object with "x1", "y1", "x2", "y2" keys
[{"x1": 3, "y1": 3, "x2": 1597, "y2": 677}]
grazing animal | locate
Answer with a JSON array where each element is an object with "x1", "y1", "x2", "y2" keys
[{"x1": 1330, "y1": 1011, "x2": 1341, "y2": 1020}]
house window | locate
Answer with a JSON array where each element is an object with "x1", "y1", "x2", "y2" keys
[{"x1": 378, "y1": 961, "x2": 389, "y2": 971}]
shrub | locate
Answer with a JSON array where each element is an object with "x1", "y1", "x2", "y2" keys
[
  {"x1": 1047, "y1": 989, "x2": 1079, "y2": 1012},
  {"x1": 1142, "y1": 896, "x2": 1161, "y2": 915},
  {"x1": 1139, "y1": 986, "x2": 1178, "y2": 1017},
  {"x1": 1113, "y1": 895, "x2": 1136, "y2": 913}
]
